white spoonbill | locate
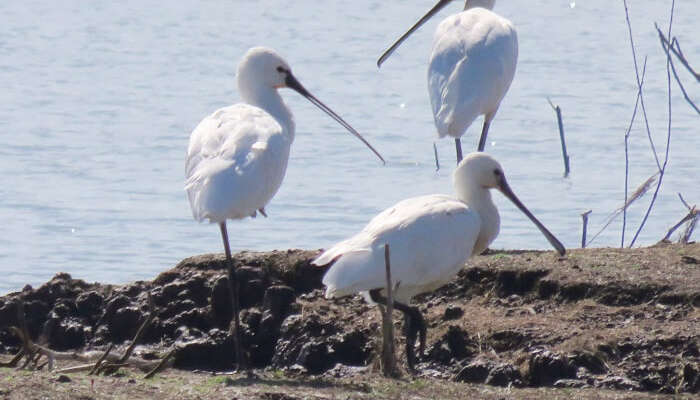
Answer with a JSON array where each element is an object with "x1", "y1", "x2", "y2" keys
[
  {"x1": 185, "y1": 46, "x2": 385, "y2": 370},
  {"x1": 313, "y1": 152, "x2": 565, "y2": 370},
  {"x1": 377, "y1": 0, "x2": 518, "y2": 161}
]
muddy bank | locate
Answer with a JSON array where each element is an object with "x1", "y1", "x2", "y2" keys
[{"x1": 1, "y1": 243, "x2": 698, "y2": 395}]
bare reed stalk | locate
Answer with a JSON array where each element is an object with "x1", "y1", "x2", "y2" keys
[
  {"x1": 381, "y1": 243, "x2": 398, "y2": 377},
  {"x1": 655, "y1": 24, "x2": 700, "y2": 82},
  {"x1": 622, "y1": 0, "x2": 661, "y2": 172},
  {"x1": 629, "y1": 0, "x2": 676, "y2": 248},
  {"x1": 663, "y1": 193, "x2": 699, "y2": 243},
  {"x1": 547, "y1": 98, "x2": 570, "y2": 177},
  {"x1": 622, "y1": 58, "x2": 648, "y2": 248},
  {"x1": 655, "y1": 25, "x2": 700, "y2": 115}
]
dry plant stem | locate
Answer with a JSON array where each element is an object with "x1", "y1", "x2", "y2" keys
[
  {"x1": 629, "y1": 0, "x2": 675, "y2": 248},
  {"x1": 143, "y1": 349, "x2": 176, "y2": 379},
  {"x1": 587, "y1": 173, "x2": 657, "y2": 246},
  {"x1": 655, "y1": 26, "x2": 700, "y2": 115},
  {"x1": 52, "y1": 355, "x2": 167, "y2": 374},
  {"x1": 682, "y1": 213, "x2": 698, "y2": 243},
  {"x1": 655, "y1": 23, "x2": 700, "y2": 81},
  {"x1": 662, "y1": 207, "x2": 697, "y2": 242},
  {"x1": 581, "y1": 210, "x2": 592, "y2": 248},
  {"x1": 381, "y1": 243, "x2": 398, "y2": 378},
  {"x1": 622, "y1": 58, "x2": 648, "y2": 248},
  {"x1": 622, "y1": 0, "x2": 660, "y2": 172},
  {"x1": 88, "y1": 343, "x2": 114, "y2": 375},
  {"x1": 547, "y1": 98, "x2": 570, "y2": 177},
  {"x1": 119, "y1": 292, "x2": 155, "y2": 364},
  {"x1": 0, "y1": 348, "x2": 25, "y2": 367},
  {"x1": 99, "y1": 291, "x2": 157, "y2": 375}
]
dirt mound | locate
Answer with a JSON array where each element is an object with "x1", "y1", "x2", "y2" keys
[{"x1": 1, "y1": 244, "x2": 698, "y2": 394}]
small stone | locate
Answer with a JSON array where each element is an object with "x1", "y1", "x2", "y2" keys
[
  {"x1": 486, "y1": 363, "x2": 521, "y2": 387},
  {"x1": 453, "y1": 359, "x2": 491, "y2": 383},
  {"x1": 56, "y1": 374, "x2": 71, "y2": 383},
  {"x1": 554, "y1": 379, "x2": 590, "y2": 388},
  {"x1": 443, "y1": 305, "x2": 464, "y2": 320}
]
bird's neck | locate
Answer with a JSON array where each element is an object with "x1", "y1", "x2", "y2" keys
[
  {"x1": 238, "y1": 82, "x2": 296, "y2": 139},
  {"x1": 464, "y1": 0, "x2": 495, "y2": 11},
  {"x1": 459, "y1": 184, "x2": 500, "y2": 255}
]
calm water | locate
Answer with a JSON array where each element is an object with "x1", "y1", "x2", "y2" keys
[{"x1": 1, "y1": 1, "x2": 698, "y2": 294}]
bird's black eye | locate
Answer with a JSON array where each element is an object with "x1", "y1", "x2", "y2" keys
[
  {"x1": 276, "y1": 66, "x2": 288, "y2": 73},
  {"x1": 494, "y1": 169, "x2": 502, "y2": 176}
]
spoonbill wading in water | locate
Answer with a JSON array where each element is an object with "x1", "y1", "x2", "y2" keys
[
  {"x1": 185, "y1": 47, "x2": 385, "y2": 370},
  {"x1": 378, "y1": 0, "x2": 518, "y2": 162},
  {"x1": 313, "y1": 152, "x2": 565, "y2": 370}
]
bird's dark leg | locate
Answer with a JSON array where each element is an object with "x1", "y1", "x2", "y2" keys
[
  {"x1": 219, "y1": 222, "x2": 245, "y2": 372},
  {"x1": 369, "y1": 289, "x2": 426, "y2": 371},
  {"x1": 455, "y1": 138, "x2": 463, "y2": 163},
  {"x1": 477, "y1": 117, "x2": 492, "y2": 152}
]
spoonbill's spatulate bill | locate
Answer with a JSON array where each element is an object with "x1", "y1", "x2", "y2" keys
[
  {"x1": 313, "y1": 152, "x2": 565, "y2": 370},
  {"x1": 378, "y1": 0, "x2": 518, "y2": 161},
  {"x1": 185, "y1": 46, "x2": 384, "y2": 370}
]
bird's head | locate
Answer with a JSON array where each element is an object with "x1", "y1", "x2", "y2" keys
[
  {"x1": 453, "y1": 152, "x2": 566, "y2": 256},
  {"x1": 237, "y1": 47, "x2": 294, "y2": 90},
  {"x1": 236, "y1": 47, "x2": 385, "y2": 164},
  {"x1": 453, "y1": 152, "x2": 505, "y2": 193}
]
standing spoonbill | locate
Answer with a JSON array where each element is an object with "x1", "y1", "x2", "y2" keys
[
  {"x1": 313, "y1": 152, "x2": 564, "y2": 370},
  {"x1": 185, "y1": 46, "x2": 385, "y2": 370},
  {"x1": 377, "y1": 0, "x2": 518, "y2": 161}
]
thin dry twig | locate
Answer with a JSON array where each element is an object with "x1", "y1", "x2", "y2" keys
[
  {"x1": 0, "y1": 348, "x2": 25, "y2": 368},
  {"x1": 100, "y1": 291, "x2": 157, "y2": 375},
  {"x1": 655, "y1": 25, "x2": 700, "y2": 115},
  {"x1": 655, "y1": 23, "x2": 700, "y2": 81},
  {"x1": 547, "y1": 97, "x2": 570, "y2": 177},
  {"x1": 681, "y1": 212, "x2": 698, "y2": 243},
  {"x1": 662, "y1": 206, "x2": 697, "y2": 242},
  {"x1": 88, "y1": 343, "x2": 114, "y2": 375},
  {"x1": 143, "y1": 349, "x2": 177, "y2": 379},
  {"x1": 622, "y1": 57, "x2": 648, "y2": 248},
  {"x1": 587, "y1": 173, "x2": 658, "y2": 246},
  {"x1": 623, "y1": 0, "x2": 661, "y2": 172},
  {"x1": 629, "y1": 0, "x2": 676, "y2": 248}
]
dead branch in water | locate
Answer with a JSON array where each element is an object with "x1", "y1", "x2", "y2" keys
[
  {"x1": 581, "y1": 210, "x2": 592, "y2": 248},
  {"x1": 654, "y1": 23, "x2": 699, "y2": 82},
  {"x1": 547, "y1": 98, "x2": 570, "y2": 177},
  {"x1": 655, "y1": 24, "x2": 700, "y2": 115}
]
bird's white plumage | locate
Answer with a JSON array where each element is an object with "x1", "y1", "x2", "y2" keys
[
  {"x1": 316, "y1": 194, "x2": 480, "y2": 303},
  {"x1": 313, "y1": 153, "x2": 522, "y2": 305},
  {"x1": 428, "y1": 7, "x2": 518, "y2": 139},
  {"x1": 185, "y1": 103, "x2": 292, "y2": 222},
  {"x1": 185, "y1": 46, "x2": 383, "y2": 225}
]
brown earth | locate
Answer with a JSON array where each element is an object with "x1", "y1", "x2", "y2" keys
[{"x1": 1, "y1": 242, "x2": 699, "y2": 399}]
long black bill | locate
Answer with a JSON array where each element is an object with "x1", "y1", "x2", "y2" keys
[
  {"x1": 497, "y1": 176, "x2": 566, "y2": 256},
  {"x1": 285, "y1": 72, "x2": 385, "y2": 164},
  {"x1": 377, "y1": 0, "x2": 453, "y2": 68}
]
